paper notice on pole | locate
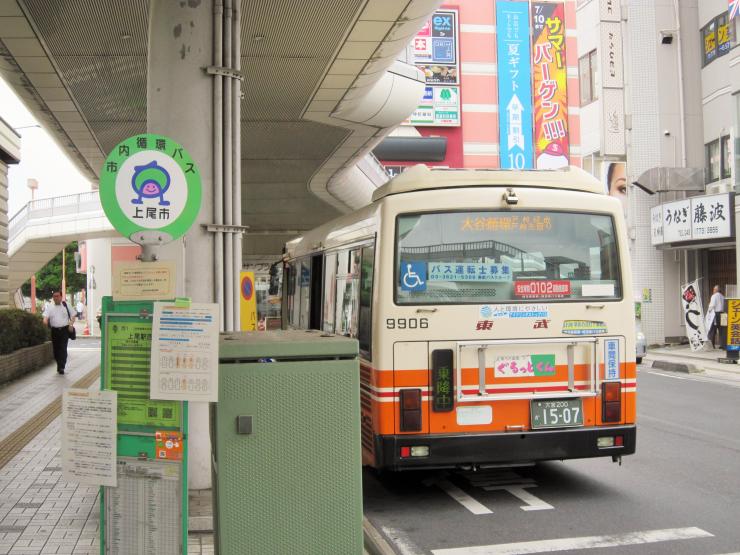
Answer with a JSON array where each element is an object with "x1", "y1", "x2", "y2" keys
[
  {"x1": 150, "y1": 301, "x2": 219, "y2": 401},
  {"x1": 112, "y1": 260, "x2": 176, "y2": 300},
  {"x1": 62, "y1": 389, "x2": 117, "y2": 487}
]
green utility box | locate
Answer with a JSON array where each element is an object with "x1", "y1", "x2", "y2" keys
[{"x1": 212, "y1": 330, "x2": 362, "y2": 555}]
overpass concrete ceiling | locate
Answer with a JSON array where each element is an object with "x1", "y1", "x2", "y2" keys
[{"x1": 0, "y1": 0, "x2": 439, "y2": 241}]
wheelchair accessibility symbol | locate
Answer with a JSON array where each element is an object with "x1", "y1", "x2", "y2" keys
[{"x1": 401, "y1": 261, "x2": 427, "y2": 292}]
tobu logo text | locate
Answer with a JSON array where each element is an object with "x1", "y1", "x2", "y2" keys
[{"x1": 514, "y1": 280, "x2": 571, "y2": 298}]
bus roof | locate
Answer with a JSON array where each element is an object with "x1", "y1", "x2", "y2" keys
[{"x1": 371, "y1": 165, "x2": 605, "y2": 202}]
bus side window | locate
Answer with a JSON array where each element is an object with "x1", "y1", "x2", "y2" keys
[
  {"x1": 335, "y1": 249, "x2": 360, "y2": 337},
  {"x1": 285, "y1": 262, "x2": 296, "y2": 327},
  {"x1": 298, "y1": 258, "x2": 311, "y2": 329},
  {"x1": 358, "y1": 245, "x2": 375, "y2": 356},
  {"x1": 323, "y1": 252, "x2": 337, "y2": 333}
]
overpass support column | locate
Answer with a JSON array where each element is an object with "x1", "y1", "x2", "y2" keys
[{"x1": 148, "y1": 0, "x2": 215, "y2": 490}]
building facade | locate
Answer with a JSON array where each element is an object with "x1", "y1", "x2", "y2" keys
[
  {"x1": 0, "y1": 117, "x2": 20, "y2": 309},
  {"x1": 379, "y1": 0, "x2": 582, "y2": 171},
  {"x1": 577, "y1": 0, "x2": 740, "y2": 345}
]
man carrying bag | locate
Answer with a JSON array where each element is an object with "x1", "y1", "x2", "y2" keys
[{"x1": 42, "y1": 290, "x2": 77, "y2": 374}]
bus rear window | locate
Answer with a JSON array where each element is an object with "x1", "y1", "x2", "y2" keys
[{"x1": 395, "y1": 211, "x2": 621, "y2": 304}]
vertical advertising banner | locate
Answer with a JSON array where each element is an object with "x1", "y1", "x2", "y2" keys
[
  {"x1": 496, "y1": 1, "x2": 534, "y2": 169},
  {"x1": 532, "y1": 2, "x2": 570, "y2": 169},
  {"x1": 681, "y1": 280, "x2": 708, "y2": 351}
]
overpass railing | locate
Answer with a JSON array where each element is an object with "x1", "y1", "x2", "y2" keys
[{"x1": 8, "y1": 190, "x2": 102, "y2": 242}]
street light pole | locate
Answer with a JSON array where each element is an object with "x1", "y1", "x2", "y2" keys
[
  {"x1": 62, "y1": 247, "x2": 66, "y2": 301},
  {"x1": 28, "y1": 179, "x2": 38, "y2": 312}
]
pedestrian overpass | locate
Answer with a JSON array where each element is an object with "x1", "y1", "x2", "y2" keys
[{"x1": 7, "y1": 191, "x2": 115, "y2": 292}]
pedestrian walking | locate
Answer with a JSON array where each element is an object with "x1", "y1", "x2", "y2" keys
[
  {"x1": 705, "y1": 284, "x2": 726, "y2": 349},
  {"x1": 42, "y1": 290, "x2": 77, "y2": 374}
]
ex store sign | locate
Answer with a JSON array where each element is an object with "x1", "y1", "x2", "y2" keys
[{"x1": 651, "y1": 193, "x2": 734, "y2": 246}]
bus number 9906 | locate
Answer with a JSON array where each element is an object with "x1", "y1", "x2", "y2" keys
[{"x1": 386, "y1": 318, "x2": 428, "y2": 330}]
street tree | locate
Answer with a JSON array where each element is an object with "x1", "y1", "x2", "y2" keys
[{"x1": 21, "y1": 242, "x2": 86, "y2": 300}]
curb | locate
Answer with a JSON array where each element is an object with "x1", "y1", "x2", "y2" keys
[
  {"x1": 364, "y1": 516, "x2": 396, "y2": 555},
  {"x1": 649, "y1": 359, "x2": 701, "y2": 373}
]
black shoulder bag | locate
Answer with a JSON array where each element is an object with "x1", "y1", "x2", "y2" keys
[{"x1": 62, "y1": 301, "x2": 77, "y2": 340}]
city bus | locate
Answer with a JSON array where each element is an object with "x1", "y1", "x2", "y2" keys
[{"x1": 282, "y1": 165, "x2": 636, "y2": 470}]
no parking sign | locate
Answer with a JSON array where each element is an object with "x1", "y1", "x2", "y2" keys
[{"x1": 240, "y1": 271, "x2": 257, "y2": 330}]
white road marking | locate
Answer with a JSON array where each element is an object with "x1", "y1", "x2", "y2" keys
[
  {"x1": 431, "y1": 527, "x2": 714, "y2": 555},
  {"x1": 646, "y1": 370, "x2": 691, "y2": 380},
  {"x1": 380, "y1": 526, "x2": 425, "y2": 555},
  {"x1": 436, "y1": 479, "x2": 493, "y2": 515},
  {"x1": 461, "y1": 470, "x2": 551, "y2": 511},
  {"x1": 483, "y1": 485, "x2": 553, "y2": 511}
]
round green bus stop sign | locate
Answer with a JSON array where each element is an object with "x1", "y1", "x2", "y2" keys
[{"x1": 100, "y1": 133, "x2": 202, "y2": 245}]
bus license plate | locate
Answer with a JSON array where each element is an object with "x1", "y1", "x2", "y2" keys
[{"x1": 530, "y1": 399, "x2": 583, "y2": 429}]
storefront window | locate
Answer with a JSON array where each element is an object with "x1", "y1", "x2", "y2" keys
[
  {"x1": 706, "y1": 139, "x2": 720, "y2": 182},
  {"x1": 721, "y1": 135, "x2": 732, "y2": 180},
  {"x1": 578, "y1": 50, "x2": 598, "y2": 105}
]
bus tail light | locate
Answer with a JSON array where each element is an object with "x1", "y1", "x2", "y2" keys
[
  {"x1": 431, "y1": 349, "x2": 454, "y2": 412},
  {"x1": 399, "y1": 445, "x2": 430, "y2": 458},
  {"x1": 597, "y1": 435, "x2": 624, "y2": 449},
  {"x1": 400, "y1": 388, "x2": 422, "y2": 432},
  {"x1": 601, "y1": 382, "x2": 621, "y2": 423}
]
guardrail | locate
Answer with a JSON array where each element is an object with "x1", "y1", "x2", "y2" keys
[{"x1": 8, "y1": 190, "x2": 102, "y2": 242}]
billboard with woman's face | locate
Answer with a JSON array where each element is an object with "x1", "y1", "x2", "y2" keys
[{"x1": 603, "y1": 161, "x2": 627, "y2": 215}]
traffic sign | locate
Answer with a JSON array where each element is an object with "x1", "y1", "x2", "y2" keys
[{"x1": 100, "y1": 134, "x2": 202, "y2": 245}]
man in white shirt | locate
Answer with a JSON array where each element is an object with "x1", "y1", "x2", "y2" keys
[
  {"x1": 42, "y1": 290, "x2": 76, "y2": 374},
  {"x1": 706, "y1": 284, "x2": 726, "y2": 349}
]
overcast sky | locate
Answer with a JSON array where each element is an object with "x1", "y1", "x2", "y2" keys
[{"x1": 0, "y1": 75, "x2": 91, "y2": 216}]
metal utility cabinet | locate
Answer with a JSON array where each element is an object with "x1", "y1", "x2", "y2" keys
[{"x1": 212, "y1": 330, "x2": 362, "y2": 555}]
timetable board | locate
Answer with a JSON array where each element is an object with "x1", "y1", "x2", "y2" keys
[{"x1": 100, "y1": 298, "x2": 188, "y2": 555}]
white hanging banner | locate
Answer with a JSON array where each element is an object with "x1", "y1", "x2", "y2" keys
[{"x1": 680, "y1": 280, "x2": 707, "y2": 351}]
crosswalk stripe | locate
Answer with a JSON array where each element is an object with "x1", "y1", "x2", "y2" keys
[{"x1": 431, "y1": 527, "x2": 713, "y2": 554}]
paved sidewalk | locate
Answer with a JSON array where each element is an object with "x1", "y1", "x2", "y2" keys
[
  {"x1": 0, "y1": 342, "x2": 99, "y2": 443},
  {"x1": 0, "y1": 339, "x2": 218, "y2": 555},
  {"x1": 644, "y1": 342, "x2": 740, "y2": 374}
]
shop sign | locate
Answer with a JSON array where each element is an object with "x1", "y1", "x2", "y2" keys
[
  {"x1": 726, "y1": 299, "x2": 740, "y2": 351},
  {"x1": 650, "y1": 206, "x2": 664, "y2": 245},
  {"x1": 662, "y1": 199, "x2": 692, "y2": 243},
  {"x1": 404, "y1": 9, "x2": 460, "y2": 127},
  {"x1": 653, "y1": 193, "x2": 732, "y2": 245},
  {"x1": 403, "y1": 86, "x2": 460, "y2": 127},
  {"x1": 691, "y1": 193, "x2": 731, "y2": 239},
  {"x1": 599, "y1": 0, "x2": 621, "y2": 21},
  {"x1": 702, "y1": 13, "x2": 731, "y2": 67}
]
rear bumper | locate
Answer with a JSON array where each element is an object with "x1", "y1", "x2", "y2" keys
[{"x1": 375, "y1": 425, "x2": 636, "y2": 470}]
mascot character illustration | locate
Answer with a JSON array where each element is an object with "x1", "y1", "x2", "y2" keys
[{"x1": 131, "y1": 160, "x2": 171, "y2": 206}]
